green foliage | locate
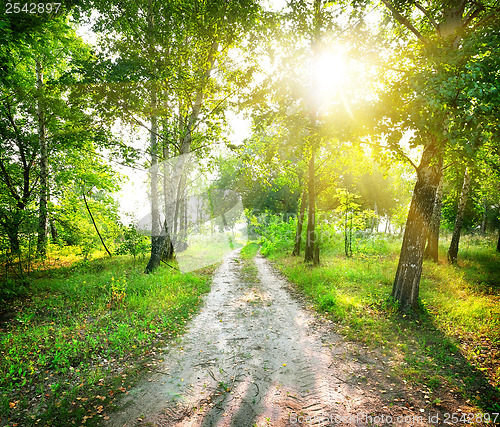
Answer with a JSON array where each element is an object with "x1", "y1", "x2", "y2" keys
[
  {"x1": 0, "y1": 9, "x2": 128, "y2": 263},
  {"x1": 0, "y1": 278, "x2": 28, "y2": 302},
  {"x1": 1, "y1": 254, "x2": 213, "y2": 426},
  {"x1": 250, "y1": 213, "x2": 296, "y2": 256},
  {"x1": 240, "y1": 242, "x2": 260, "y2": 260},
  {"x1": 115, "y1": 223, "x2": 149, "y2": 260}
]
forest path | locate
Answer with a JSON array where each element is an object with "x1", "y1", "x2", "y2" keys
[{"x1": 107, "y1": 250, "x2": 432, "y2": 426}]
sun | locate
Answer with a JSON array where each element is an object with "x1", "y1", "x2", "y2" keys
[
  {"x1": 311, "y1": 50, "x2": 347, "y2": 106},
  {"x1": 314, "y1": 51, "x2": 346, "y2": 87}
]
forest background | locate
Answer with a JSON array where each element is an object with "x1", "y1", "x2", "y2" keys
[{"x1": 1, "y1": 0, "x2": 500, "y2": 425}]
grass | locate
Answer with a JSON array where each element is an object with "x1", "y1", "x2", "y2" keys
[
  {"x1": 266, "y1": 233, "x2": 500, "y2": 412},
  {"x1": 240, "y1": 242, "x2": 260, "y2": 260},
  {"x1": 239, "y1": 242, "x2": 261, "y2": 287},
  {"x1": 175, "y1": 233, "x2": 245, "y2": 272},
  {"x1": 0, "y1": 253, "x2": 214, "y2": 426}
]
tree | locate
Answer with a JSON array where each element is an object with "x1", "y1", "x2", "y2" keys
[
  {"x1": 424, "y1": 173, "x2": 443, "y2": 262},
  {"x1": 0, "y1": 9, "x2": 129, "y2": 264},
  {"x1": 371, "y1": 0, "x2": 500, "y2": 310},
  {"x1": 244, "y1": 0, "x2": 364, "y2": 264},
  {"x1": 85, "y1": 0, "x2": 261, "y2": 272},
  {"x1": 448, "y1": 166, "x2": 471, "y2": 264}
]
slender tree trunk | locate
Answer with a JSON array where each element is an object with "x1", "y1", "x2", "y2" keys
[
  {"x1": 145, "y1": 80, "x2": 166, "y2": 273},
  {"x1": 371, "y1": 202, "x2": 378, "y2": 232},
  {"x1": 160, "y1": 137, "x2": 176, "y2": 262},
  {"x1": 424, "y1": 170, "x2": 444, "y2": 262},
  {"x1": 448, "y1": 167, "x2": 471, "y2": 264},
  {"x1": 392, "y1": 141, "x2": 441, "y2": 311},
  {"x1": 480, "y1": 199, "x2": 487, "y2": 235},
  {"x1": 145, "y1": 41, "x2": 217, "y2": 273},
  {"x1": 292, "y1": 187, "x2": 307, "y2": 256},
  {"x1": 36, "y1": 59, "x2": 48, "y2": 258},
  {"x1": 304, "y1": 152, "x2": 316, "y2": 263},
  {"x1": 6, "y1": 221, "x2": 21, "y2": 255},
  {"x1": 49, "y1": 217, "x2": 58, "y2": 242},
  {"x1": 183, "y1": 194, "x2": 188, "y2": 243},
  {"x1": 82, "y1": 190, "x2": 112, "y2": 257},
  {"x1": 304, "y1": 0, "x2": 321, "y2": 264},
  {"x1": 497, "y1": 227, "x2": 500, "y2": 252}
]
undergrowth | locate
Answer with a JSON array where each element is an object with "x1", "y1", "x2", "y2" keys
[
  {"x1": 0, "y1": 255, "x2": 214, "y2": 426},
  {"x1": 266, "y1": 234, "x2": 500, "y2": 413}
]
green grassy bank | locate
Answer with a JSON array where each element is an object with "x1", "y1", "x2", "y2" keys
[
  {"x1": 265, "y1": 235, "x2": 500, "y2": 412},
  {"x1": 0, "y1": 255, "x2": 213, "y2": 426}
]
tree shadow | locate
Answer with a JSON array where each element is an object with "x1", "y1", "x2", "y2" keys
[
  {"x1": 395, "y1": 304, "x2": 500, "y2": 413},
  {"x1": 459, "y1": 248, "x2": 500, "y2": 294}
]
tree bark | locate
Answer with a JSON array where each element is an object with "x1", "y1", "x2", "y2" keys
[
  {"x1": 372, "y1": 202, "x2": 378, "y2": 232},
  {"x1": 36, "y1": 59, "x2": 48, "y2": 258},
  {"x1": 6, "y1": 220, "x2": 21, "y2": 255},
  {"x1": 392, "y1": 141, "x2": 441, "y2": 311},
  {"x1": 292, "y1": 187, "x2": 307, "y2": 256},
  {"x1": 304, "y1": 0, "x2": 321, "y2": 265},
  {"x1": 480, "y1": 198, "x2": 487, "y2": 235},
  {"x1": 145, "y1": 41, "x2": 218, "y2": 273},
  {"x1": 145, "y1": 220, "x2": 175, "y2": 272},
  {"x1": 304, "y1": 152, "x2": 316, "y2": 263},
  {"x1": 448, "y1": 167, "x2": 471, "y2": 264},
  {"x1": 424, "y1": 169, "x2": 443, "y2": 262},
  {"x1": 49, "y1": 217, "x2": 58, "y2": 242},
  {"x1": 145, "y1": 77, "x2": 164, "y2": 273}
]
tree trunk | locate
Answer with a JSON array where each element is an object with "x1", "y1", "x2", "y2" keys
[
  {"x1": 424, "y1": 171, "x2": 443, "y2": 262},
  {"x1": 161, "y1": 135, "x2": 177, "y2": 260},
  {"x1": 292, "y1": 187, "x2": 307, "y2": 256},
  {"x1": 304, "y1": 0, "x2": 321, "y2": 265},
  {"x1": 304, "y1": 152, "x2": 316, "y2": 263},
  {"x1": 36, "y1": 59, "x2": 48, "y2": 258},
  {"x1": 448, "y1": 167, "x2": 471, "y2": 264},
  {"x1": 480, "y1": 198, "x2": 487, "y2": 235},
  {"x1": 145, "y1": 78, "x2": 167, "y2": 273},
  {"x1": 371, "y1": 202, "x2": 378, "y2": 232},
  {"x1": 6, "y1": 221, "x2": 21, "y2": 255},
  {"x1": 497, "y1": 227, "x2": 500, "y2": 252},
  {"x1": 145, "y1": 41, "x2": 217, "y2": 273},
  {"x1": 49, "y1": 217, "x2": 58, "y2": 242},
  {"x1": 392, "y1": 141, "x2": 441, "y2": 311},
  {"x1": 313, "y1": 244, "x2": 320, "y2": 264},
  {"x1": 145, "y1": 221, "x2": 175, "y2": 272}
]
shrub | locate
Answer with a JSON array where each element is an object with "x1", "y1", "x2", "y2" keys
[{"x1": 250, "y1": 213, "x2": 296, "y2": 256}]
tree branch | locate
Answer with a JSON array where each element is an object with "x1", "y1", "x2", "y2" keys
[
  {"x1": 380, "y1": 0, "x2": 428, "y2": 44},
  {"x1": 414, "y1": 1, "x2": 439, "y2": 31},
  {"x1": 81, "y1": 185, "x2": 112, "y2": 258},
  {"x1": 463, "y1": 2, "x2": 484, "y2": 27},
  {"x1": 471, "y1": 5, "x2": 500, "y2": 30},
  {"x1": 0, "y1": 159, "x2": 22, "y2": 205}
]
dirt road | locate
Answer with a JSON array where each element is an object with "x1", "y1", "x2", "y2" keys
[{"x1": 106, "y1": 250, "x2": 437, "y2": 426}]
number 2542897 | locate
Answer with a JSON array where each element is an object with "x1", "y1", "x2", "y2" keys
[{"x1": 6, "y1": 3, "x2": 61, "y2": 13}]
